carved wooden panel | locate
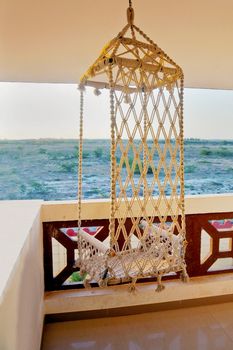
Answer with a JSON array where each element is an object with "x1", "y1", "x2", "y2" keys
[
  {"x1": 43, "y1": 213, "x2": 233, "y2": 290},
  {"x1": 186, "y1": 213, "x2": 233, "y2": 276}
]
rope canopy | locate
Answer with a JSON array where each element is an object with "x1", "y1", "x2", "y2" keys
[{"x1": 76, "y1": 1, "x2": 188, "y2": 291}]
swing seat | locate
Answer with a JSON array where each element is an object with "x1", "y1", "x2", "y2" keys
[
  {"x1": 75, "y1": 223, "x2": 185, "y2": 287},
  {"x1": 139, "y1": 219, "x2": 183, "y2": 255}
]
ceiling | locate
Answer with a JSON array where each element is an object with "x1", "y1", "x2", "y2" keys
[{"x1": 1, "y1": 0, "x2": 233, "y2": 89}]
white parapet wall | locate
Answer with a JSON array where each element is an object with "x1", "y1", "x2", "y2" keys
[
  {"x1": 0, "y1": 200, "x2": 44, "y2": 350},
  {"x1": 41, "y1": 193, "x2": 233, "y2": 222}
]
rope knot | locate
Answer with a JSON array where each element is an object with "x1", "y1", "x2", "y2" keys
[{"x1": 127, "y1": 7, "x2": 134, "y2": 25}]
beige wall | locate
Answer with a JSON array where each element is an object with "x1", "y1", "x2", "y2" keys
[
  {"x1": 41, "y1": 194, "x2": 233, "y2": 222},
  {"x1": 0, "y1": 201, "x2": 44, "y2": 350}
]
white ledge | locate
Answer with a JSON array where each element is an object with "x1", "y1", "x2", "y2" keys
[
  {"x1": 0, "y1": 200, "x2": 43, "y2": 301},
  {"x1": 41, "y1": 193, "x2": 233, "y2": 222},
  {"x1": 44, "y1": 273, "x2": 233, "y2": 316}
]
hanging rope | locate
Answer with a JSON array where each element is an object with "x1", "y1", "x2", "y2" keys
[
  {"x1": 78, "y1": 89, "x2": 84, "y2": 231},
  {"x1": 179, "y1": 75, "x2": 187, "y2": 254},
  {"x1": 142, "y1": 86, "x2": 148, "y2": 218},
  {"x1": 109, "y1": 65, "x2": 116, "y2": 250},
  {"x1": 127, "y1": 7, "x2": 134, "y2": 26}
]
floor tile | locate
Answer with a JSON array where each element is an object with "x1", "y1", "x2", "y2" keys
[{"x1": 42, "y1": 303, "x2": 233, "y2": 350}]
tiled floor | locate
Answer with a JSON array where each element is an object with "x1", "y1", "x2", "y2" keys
[{"x1": 42, "y1": 302, "x2": 233, "y2": 350}]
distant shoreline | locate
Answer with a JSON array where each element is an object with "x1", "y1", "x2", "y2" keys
[
  {"x1": 1, "y1": 138, "x2": 233, "y2": 200},
  {"x1": 1, "y1": 138, "x2": 233, "y2": 142}
]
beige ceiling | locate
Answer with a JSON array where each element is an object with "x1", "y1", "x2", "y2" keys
[{"x1": 1, "y1": 0, "x2": 233, "y2": 89}]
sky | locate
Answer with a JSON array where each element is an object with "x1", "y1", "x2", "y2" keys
[{"x1": 1, "y1": 82, "x2": 233, "y2": 140}]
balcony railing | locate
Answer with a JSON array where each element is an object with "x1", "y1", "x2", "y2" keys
[{"x1": 42, "y1": 196, "x2": 233, "y2": 291}]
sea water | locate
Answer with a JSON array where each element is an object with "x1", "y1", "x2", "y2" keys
[{"x1": 0, "y1": 139, "x2": 232, "y2": 200}]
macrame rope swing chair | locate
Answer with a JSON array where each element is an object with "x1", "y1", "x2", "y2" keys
[{"x1": 76, "y1": 0, "x2": 189, "y2": 291}]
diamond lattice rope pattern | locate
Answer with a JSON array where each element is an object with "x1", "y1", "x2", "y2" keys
[{"x1": 112, "y1": 65, "x2": 183, "y2": 252}]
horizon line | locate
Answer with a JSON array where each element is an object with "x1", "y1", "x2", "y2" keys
[{"x1": 1, "y1": 137, "x2": 233, "y2": 141}]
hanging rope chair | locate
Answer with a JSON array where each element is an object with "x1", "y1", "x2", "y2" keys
[{"x1": 75, "y1": 1, "x2": 188, "y2": 291}]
